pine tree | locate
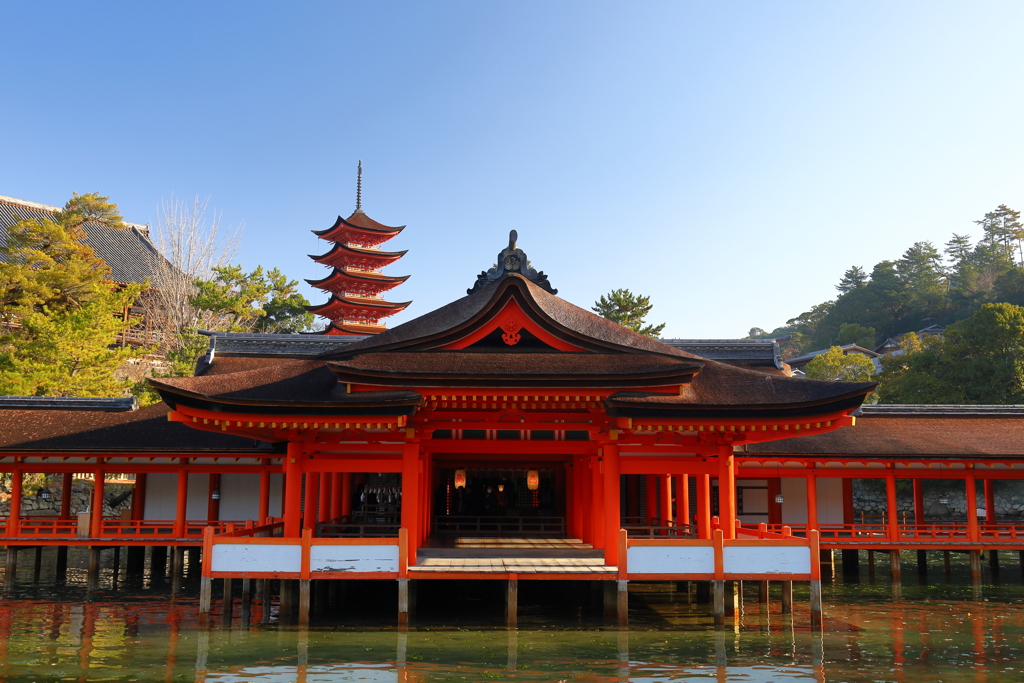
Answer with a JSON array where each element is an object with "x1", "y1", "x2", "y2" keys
[
  {"x1": 836, "y1": 266, "x2": 867, "y2": 293},
  {"x1": 592, "y1": 289, "x2": 666, "y2": 338}
]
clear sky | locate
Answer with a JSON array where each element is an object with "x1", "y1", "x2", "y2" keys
[{"x1": 2, "y1": 1, "x2": 1023, "y2": 338}]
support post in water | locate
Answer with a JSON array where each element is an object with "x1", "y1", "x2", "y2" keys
[
  {"x1": 171, "y1": 546, "x2": 185, "y2": 595},
  {"x1": 810, "y1": 580, "x2": 823, "y2": 630},
  {"x1": 889, "y1": 549, "x2": 901, "y2": 584},
  {"x1": 616, "y1": 580, "x2": 628, "y2": 627},
  {"x1": 199, "y1": 576, "x2": 212, "y2": 625},
  {"x1": 87, "y1": 547, "x2": 101, "y2": 591},
  {"x1": 298, "y1": 579, "x2": 310, "y2": 627},
  {"x1": 4, "y1": 547, "x2": 17, "y2": 592},
  {"x1": 507, "y1": 577, "x2": 518, "y2": 627},
  {"x1": 397, "y1": 578, "x2": 409, "y2": 626},
  {"x1": 222, "y1": 578, "x2": 234, "y2": 626},
  {"x1": 781, "y1": 581, "x2": 793, "y2": 614},
  {"x1": 32, "y1": 546, "x2": 42, "y2": 585},
  {"x1": 758, "y1": 580, "x2": 769, "y2": 610},
  {"x1": 713, "y1": 580, "x2": 725, "y2": 626},
  {"x1": 969, "y1": 550, "x2": 983, "y2": 584}
]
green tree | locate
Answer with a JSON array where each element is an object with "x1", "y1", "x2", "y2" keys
[
  {"x1": 0, "y1": 193, "x2": 151, "y2": 397},
  {"x1": 804, "y1": 346, "x2": 876, "y2": 382},
  {"x1": 836, "y1": 266, "x2": 868, "y2": 294},
  {"x1": 877, "y1": 304, "x2": 1024, "y2": 404},
  {"x1": 592, "y1": 289, "x2": 666, "y2": 338},
  {"x1": 835, "y1": 322, "x2": 876, "y2": 349}
]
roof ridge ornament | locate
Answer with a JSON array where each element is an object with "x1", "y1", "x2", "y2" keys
[
  {"x1": 354, "y1": 160, "x2": 363, "y2": 214},
  {"x1": 468, "y1": 230, "x2": 557, "y2": 295}
]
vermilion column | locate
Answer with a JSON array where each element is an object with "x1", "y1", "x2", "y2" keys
[
  {"x1": 564, "y1": 462, "x2": 575, "y2": 536},
  {"x1": 660, "y1": 475, "x2": 674, "y2": 526},
  {"x1": 303, "y1": 472, "x2": 319, "y2": 531},
  {"x1": 984, "y1": 479, "x2": 996, "y2": 528},
  {"x1": 341, "y1": 473, "x2": 352, "y2": 518},
  {"x1": 679, "y1": 474, "x2": 690, "y2": 526},
  {"x1": 806, "y1": 473, "x2": 819, "y2": 531},
  {"x1": 885, "y1": 472, "x2": 899, "y2": 542},
  {"x1": 591, "y1": 453, "x2": 604, "y2": 549},
  {"x1": 8, "y1": 469, "x2": 22, "y2": 537},
  {"x1": 603, "y1": 444, "x2": 622, "y2": 566},
  {"x1": 966, "y1": 475, "x2": 980, "y2": 542},
  {"x1": 697, "y1": 474, "x2": 712, "y2": 539},
  {"x1": 132, "y1": 473, "x2": 146, "y2": 521},
  {"x1": 400, "y1": 438, "x2": 421, "y2": 565},
  {"x1": 717, "y1": 444, "x2": 736, "y2": 539},
  {"x1": 578, "y1": 455, "x2": 591, "y2": 543},
  {"x1": 284, "y1": 443, "x2": 303, "y2": 537},
  {"x1": 258, "y1": 471, "x2": 270, "y2": 523},
  {"x1": 173, "y1": 469, "x2": 188, "y2": 538},
  {"x1": 91, "y1": 472, "x2": 106, "y2": 538}
]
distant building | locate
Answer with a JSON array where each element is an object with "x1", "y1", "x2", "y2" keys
[
  {"x1": 875, "y1": 324, "x2": 946, "y2": 356},
  {"x1": 786, "y1": 344, "x2": 882, "y2": 375}
]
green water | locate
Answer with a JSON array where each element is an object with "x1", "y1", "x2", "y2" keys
[{"x1": 1, "y1": 552, "x2": 1023, "y2": 682}]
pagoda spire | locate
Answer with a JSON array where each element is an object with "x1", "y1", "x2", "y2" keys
[
  {"x1": 355, "y1": 159, "x2": 363, "y2": 214},
  {"x1": 307, "y1": 164, "x2": 411, "y2": 336}
]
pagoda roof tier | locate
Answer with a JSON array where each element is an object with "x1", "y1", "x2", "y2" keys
[
  {"x1": 153, "y1": 268, "x2": 873, "y2": 423},
  {"x1": 306, "y1": 268, "x2": 410, "y2": 297},
  {"x1": 313, "y1": 211, "x2": 405, "y2": 247},
  {"x1": 306, "y1": 296, "x2": 412, "y2": 323},
  {"x1": 319, "y1": 322, "x2": 389, "y2": 336},
  {"x1": 310, "y1": 243, "x2": 408, "y2": 271}
]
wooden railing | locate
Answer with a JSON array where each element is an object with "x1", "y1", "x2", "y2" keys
[
  {"x1": 623, "y1": 522, "x2": 697, "y2": 538},
  {"x1": 0, "y1": 517, "x2": 246, "y2": 540},
  {"x1": 316, "y1": 520, "x2": 400, "y2": 538},
  {"x1": 433, "y1": 516, "x2": 566, "y2": 536},
  {"x1": 746, "y1": 521, "x2": 1024, "y2": 545}
]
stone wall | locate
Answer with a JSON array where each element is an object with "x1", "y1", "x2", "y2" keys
[
  {"x1": 853, "y1": 478, "x2": 1024, "y2": 520},
  {"x1": 0, "y1": 481, "x2": 134, "y2": 518}
]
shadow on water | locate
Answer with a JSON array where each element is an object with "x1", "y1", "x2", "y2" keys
[{"x1": 0, "y1": 547, "x2": 1023, "y2": 681}]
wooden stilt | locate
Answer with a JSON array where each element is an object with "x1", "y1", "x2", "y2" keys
[
  {"x1": 889, "y1": 549, "x2": 901, "y2": 584},
  {"x1": 171, "y1": 547, "x2": 185, "y2": 595},
  {"x1": 616, "y1": 580, "x2": 628, "y2": 627},
  {"x1": 969, "y1": 550, "x2": 983, "y2": 584},
  {"x1": 724, "y1": 580, "x2": 737, "y2": 617},
  {"x1": 4, "y1": 547, "x2": 17, "y2": 592},
  {"x1": 241, "y1": 578, "x2": 252, "y2": 620},
  {"x1": 222, "y1": 578, "x2": 234, "y2": 625},
  {"x1": 810, "y1": 580, "x2": 823, "y2": 630},
  {"x1": 32, "y1": 546, "x2": 42, "y2": 585},
  {"x1": 87, "y1": 547, "x2": 101, "y2": 591},
  {"x1": 603, "y1": 580, "x2": 617, "y2": 617},
  {"x1": 713, "y1": 580, "x2": 725, "y2": 626},
  {"x1": 111, "y1": 546, "x2": 120, "y2": 589},
  {"x1": 944, "y1": 550, "x2": 952, "y2": 580},
  {"x1": 198, "y1": 576, "x2": 212, "y2": 625},
  {"x1": 55, "y1": 546, "x2": 68, "y2": 585},
  {"x1": 279, "y1": 580, "x2": 295, "y2": 623},
  {"x1": 781, "y1": 581, "x2": 793, "y2": 614},
  {"x1": 758, "y1": 580, "x2": 769, "y2": 610},
  {"x1": 867, "y1": 549, "x2": 876, "y2": 582},
  {"x1": 397, "y1": 578, "x2": 409, "y2": 626},
  {"x1": 507, "y1": 578, "x2": 518, "y2": 627},
  {"x1": 150, "y1": 546, "x2": 168, "y2": 585},
  {"x1": 297, "y1": 579, "x2": 310, "y2": 627},
  {"x1": 917, "y1": 549, "x2": 928, "y2": 581},
  {"x1": 126, "y1": 546, "x2": 145, "y2": 585},
  {"x1": 989, "y1": 550, "x2": 1000, "y2": 579},
  {"x1": 695, "y1": 580, "x2": 711, "y2": 604},
  {"x1": 260, "y1": 579, "x2": 271, "y2": 624}
]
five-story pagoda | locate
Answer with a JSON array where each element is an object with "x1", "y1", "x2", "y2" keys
[{"x1": 307, "y1": 162, "x2": 411, "y2": 335}]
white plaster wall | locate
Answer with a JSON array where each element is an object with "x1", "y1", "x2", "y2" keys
[
  {"x1": 311, "y1": 545, "x2": 399, "y2": 573},
  {"x1": 211, "y1": 544, "x2": 301, "y2": 573},
  {"x1": 779, "y1": 478, "x2": 808, "y2": 524},
  {"x1": 628, "y1": 546, "x2": 714, "y2": 574},
  {"x1": 817, "y1": 478, "x2": 844, "y2": 524},
  {"x1": 144, "y1": 472, "x2": 284, "y2": 522},
  {"x1": 723, "y1": 546, "x2": 811, "y2": 574}
]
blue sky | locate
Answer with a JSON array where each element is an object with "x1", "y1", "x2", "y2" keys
[{"x1": 2, "y1": 1, "x2": 1023, "y2": 338}]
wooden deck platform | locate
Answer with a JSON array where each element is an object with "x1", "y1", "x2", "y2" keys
[{"x1": 411, "y1": 536, "x2": 615, "y2": 574}]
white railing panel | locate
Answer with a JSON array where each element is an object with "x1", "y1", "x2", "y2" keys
[
  {"x1": 310, "y1": 544, "x2": 399, "y2": 573},
  {"x1": 724, "y1": 545, "x2": 810, "y2": 574},
  {"x1": 628, "y1": 546, "x2": 714, "y2": 574},
  {"x1": 211, "y1": 544, "x2": 302, "y2": 573}
]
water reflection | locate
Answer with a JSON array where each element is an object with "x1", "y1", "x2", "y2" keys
[{"x1": 0, "y1": 577, "x2": 1021, "y2": 681}]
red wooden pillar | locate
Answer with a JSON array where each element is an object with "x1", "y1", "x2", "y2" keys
[
  {"x1": 341, "y1": 473, "x2": 352, "y2": 518},
  {"x1": 697, "y1": 474, "x2": 712, "y2": 539},
  {"x1": 303, "y1": 472, "x2": 319, "y2": 531},
  {"x1": 966, "y1": 474, "x2": 980, "y2": 542},
  {"x1": 401, "y1": 438, "x2": 421, "y2": 566},
  {"x1": 678, "y1": 474, "x2": 690, "y2": 526},
  {"x1": 644, "y1": 474, "x2": 657, "y2": 525},
  {"x1": 132, "y1": 473, "x2": 146, "y2": 521},
  {"x1": 885, "y1": 472, "x2": 898, "y2": 542},
  {"x1": 258, "y1": 471, "x2": 270, "y2": 523},
  {"x1": 564, "y1": 462, "x2": 575, "y2": 534},
  {"x1": 590, "y1": 453, "x2": 604, "y2": 549},
  {"x1": 319, "y1": 472, "x2": 331, "y2": 523},
  {"x1": 8, "y1": 469, "x2": 22, "y2": 537},
  {"x1": 207, "y1": 474, "x2": 221, "y2": 522},
  {"x1": 329, "y1": 473, "x2": 341, "y2": 520},
  {"x1": 603, "y1": 443, "x2": 622, "y2": 566},
  {"x1": 913, "y1": 478, "x2": 925, "y2": 525},
  {"x1": 660, "y1": 475, "x2": 673, "y2": 526},
  {"x1": 90, "y1": 472, "x2": 105, "y2": 538},
  {"x1": 174, "y1": 469, "x2": 188, "y2": 538},
  {"x1": 718, "y1": 444, "x2": 736, "y2": 539},
  {"x1": 60, "y1": 472, "x2": 74, "y2": 522},
  {"x1": 806, "y1": 473, "x2": 819, "y2": 532},
  {"x1": 984, "y1": 478, "x2": 996, "y2": 527},
  {"x1": 284, "y1": 443, "x2": 303, "y2": 537},
  {"x1": 577, "y1": 455, "x2": 590, "y2": 542}
]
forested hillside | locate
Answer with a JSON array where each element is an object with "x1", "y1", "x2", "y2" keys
[{"x1": 755, "y1": 205, "x2": 1024, "y2": 357}]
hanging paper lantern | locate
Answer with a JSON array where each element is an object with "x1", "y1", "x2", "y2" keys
[
  {"x1": 454, "y1": 469, "x2": 467, "y2": 489},
  {"x1": 527, "y1": 470, "x2": 540, "y2": 491},
  {"x1": 774, "y1": 493, "x2": 784, "y2": 504},
  {"x1": 498, "y1": 484, "x2": 504, "y2": 492}
]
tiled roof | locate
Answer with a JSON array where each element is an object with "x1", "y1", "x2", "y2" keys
[
  {"x1": 661, "y1": 338, "x2": 783, "y2": 369},
  {"x1": 0, "y1": 194, "x2": 169, "y2": 285}
]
